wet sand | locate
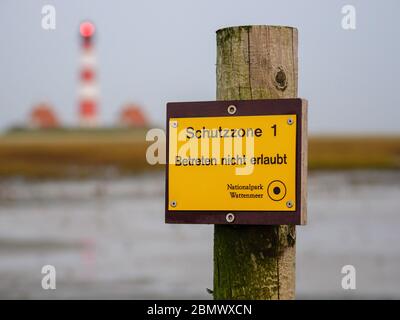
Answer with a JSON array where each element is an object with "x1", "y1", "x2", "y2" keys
[{"x1": 0, "y1": 171, "x2": 399, "y2": 299}]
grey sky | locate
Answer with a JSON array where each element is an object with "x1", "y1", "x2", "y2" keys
[{"x1": 0, "y1": 0, "x2": 399, "y2": 133}]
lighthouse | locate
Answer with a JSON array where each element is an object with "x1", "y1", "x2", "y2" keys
[{"x1": 78, "y1": 21, "x2": 99, "y2": 127}]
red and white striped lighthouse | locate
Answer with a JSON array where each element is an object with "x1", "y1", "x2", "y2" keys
[{"x1": 78, "y1": 21, "x2": 99, "y2": 127}]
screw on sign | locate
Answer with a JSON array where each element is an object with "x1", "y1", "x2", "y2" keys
[
  {"x1": 227, "y1": 105, "x2": 237, "y2": 115},
  {"x1": 225, "y1": 213, "x2": 235, "y2": 223}
]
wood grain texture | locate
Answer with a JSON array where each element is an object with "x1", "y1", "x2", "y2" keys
[
  {"x1": 301, "y1": 99, "x2": 308, "y2": 225},
  {"x1": 214, "y1": 25, "x2": 299, "y2": 300}
]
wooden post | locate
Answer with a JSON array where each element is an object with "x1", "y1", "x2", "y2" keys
[{"x1": 214, "y1": 25, "x2": 298, "y2": 300}]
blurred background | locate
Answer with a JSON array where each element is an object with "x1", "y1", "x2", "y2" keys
[{"x1": 0, "y1": 0, "x2": 399, "y2": 299}]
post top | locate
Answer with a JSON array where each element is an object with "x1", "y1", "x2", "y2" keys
[{"x1": 216, "y1": 25, "x2": 298, "y2": 34}]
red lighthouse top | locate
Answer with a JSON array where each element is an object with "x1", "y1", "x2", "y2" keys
[{"x1": 80, "y1": 21, "x2": 95, "y2": 38}]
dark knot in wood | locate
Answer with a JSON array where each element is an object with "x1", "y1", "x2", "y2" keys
[{"x1": 274, "y1": 67, "x2": 288, "y2": 91}]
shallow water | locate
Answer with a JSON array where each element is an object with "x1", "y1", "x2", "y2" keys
[{"x1": 0, "y1": 170, "x2": 399, "y2": 299}]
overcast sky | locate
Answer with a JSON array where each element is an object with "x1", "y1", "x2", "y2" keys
[{"x1": 0, "y1": 0, "x2": 399, "y2": 133}]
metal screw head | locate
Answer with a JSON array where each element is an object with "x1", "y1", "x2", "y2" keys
[
  {"x1": 286, "y1": 200, "x2": 294, "y2": 208},
  {"x1": 287, "y1": 118, "x2": 294, "y2": 125},
  {"x1": 171, "y1": 121, "x2": 178, "y2": 128},
  {"x1": 170, "y1": 200, "x2": 177, "y2": 208},
  {"x1": 227, "y1": 105, "x2": 237, "y2": 115},
  {"x1": 226, "y1": 213, "x2": 235, "y2": 223}
]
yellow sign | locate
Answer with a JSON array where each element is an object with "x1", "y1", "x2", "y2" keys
[{"x1": 168, "y1": 114, "x2": 297, "y2": 211}]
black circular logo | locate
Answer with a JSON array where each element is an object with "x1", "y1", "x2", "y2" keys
[{"x1": 267, "y1": 180, "x2": 287, "y2": 201}]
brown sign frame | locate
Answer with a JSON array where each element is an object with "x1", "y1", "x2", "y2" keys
[{"x1": 165, "y1": 98, "x2": 307, "y2": 225}]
